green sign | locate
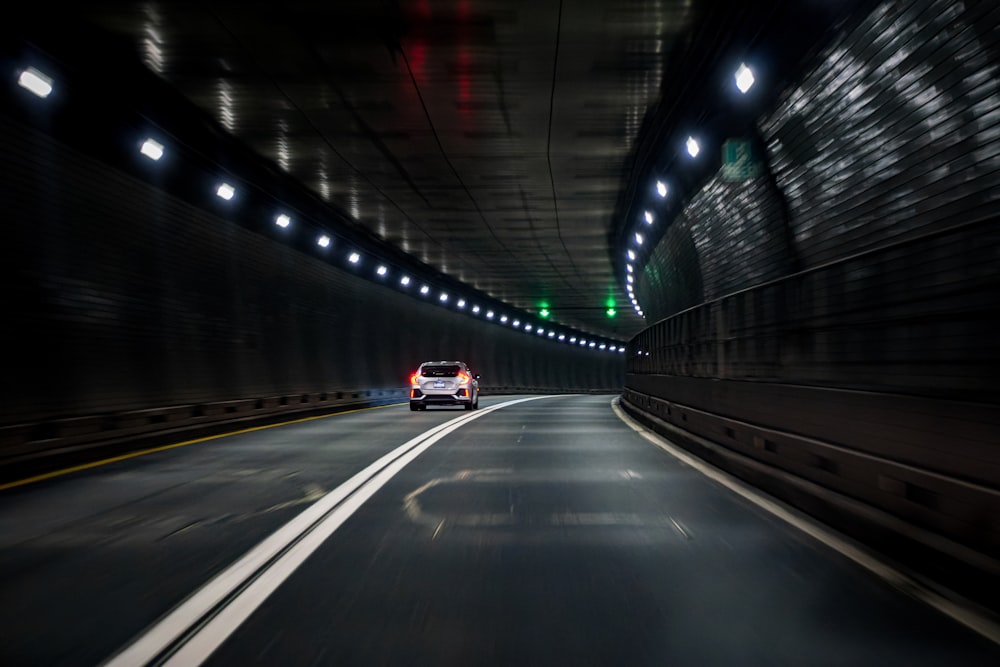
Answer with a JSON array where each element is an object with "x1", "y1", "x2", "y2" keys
[{"x1": 721, "y1": 138, "x2": 762, "y2": 181}]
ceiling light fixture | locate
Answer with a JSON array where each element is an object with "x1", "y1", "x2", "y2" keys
[
  {"x1": 735, "y1": 63, "x2": 755, "y2": 93},
  {"x1": 18, "y1": 67, "x2": 53, "y2": 97},
  {"x1": 686, "y1": 136, "x2": 700, "y2": 158},
  {"x1": 140, "y1": 138, "x2": 164, "y2": 161},
  {"x1": 216, "y1": 183, "x2": 235, "y2": 200}
]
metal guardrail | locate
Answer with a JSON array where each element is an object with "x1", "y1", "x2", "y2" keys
[{"x1": 0, "y1": 388, "x2": 408, "y2": 480}]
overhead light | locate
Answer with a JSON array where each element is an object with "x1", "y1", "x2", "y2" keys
[
  {"x1": 627, "y1": 249, "x2": 636, "y2": 261},
  {"x1": 579, "y1": 339, "x2": 587, "y2": 346},
  {"x1": 644, "y1": 211, "x2": 653, "y2": 225},
  {"x1": 439, "y1": 292, "x2": 449, "y2": 302},
  {"x1": 627, "y1": 275, "x2": 634, "y2": 284},
  {"x1": 317, "y1": 235, "x2": 331, "y2": 248},
  {"x1": 400, "y1": 275, "x2": 411, "y2": 286},
  {"x1": 486, "y1": 310, "x2": 494, "y2": 318},
  {"x1": 656, "y1": 180, "x2": 668, "y2": 198},
  {"x1": 275, "y1": 214, "x2": 291, "y2": 228},
  {"x1": 513, "y1": 319, "x2": 520, "y2": 327},
  {"x1": 348, "y1": 252, "x2": 361, "y2": 264},
  {"x1": 420, "y1": 285, "x2": 430, "y2": 295},
  {"x1": 216, "y1": 183, "x2": 235, "y2": 200},
  {"x1": 634, "y1": 232, "x2": 644, "y2": 245},
  {"x1": 537, "y1": 328, "x2": 545, "y2": 335},
  {"x1": 457, "y1": 299, "x2": 466, "y2": 308},
  {"x1": 473, "y1": 305, "x2": 481, "y2": 314},
  {"x1": 558, "y1": 334, "x2": 565, "y2": 341},
  {"x1": 589, "y1": 342, "x2": 596, "y2": 348},
  {"x1": 140, "y1": 138, "x2": 164, "y2": 161},
  {"x1": 18, "y1": 67, "x2": 53, "y2": 98},
  {"x1": 548, "y1": 331, "x2": 555, "y2": 338},
  {"x1": 735, "y1": 63, "x2": 755, "y2": 93},
  {"x1": 524, "y1": 324, "x2": 532, "y2": 331},
  {"x1": 626, "y1": 264, "x2": 633, "y2": 273},
  {"x1": 570, "y1": 337, "x2": 577, "y2": 343},
  {"x1": 376, "y1": 265, "x2": 388, "y2": 276},
  {"x1": 599, "y1": 344, "x2": 607, "y2": 350},
  {"x1": 500, "y1": 315, "x2": 508, "y2": 323},
  {"x1": 686, "y1": 136, "x2": 700, "y2": 158}
]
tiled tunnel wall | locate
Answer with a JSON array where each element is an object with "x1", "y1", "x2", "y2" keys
[
  {"x1": 625, "y1": 0, "x2": 1000, "y2": 594},
  {"x1": 0, "y1": 114, "x2": 623, "y2": 434},
  {"x1": 633, "y1": 0, "x2": 1000, "y2": 399}
]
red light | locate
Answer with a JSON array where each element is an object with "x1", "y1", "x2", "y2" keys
[
  {"x1": 457, "y1": 372, "x2": 471, "y2": 384},
  {"x1": 410, "y1": 372, "x2": 421, "y2": 385}
]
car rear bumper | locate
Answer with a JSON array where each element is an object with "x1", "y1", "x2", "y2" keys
[{"x1": 410, "y1": 388, "x2": 474, "y2": 406}]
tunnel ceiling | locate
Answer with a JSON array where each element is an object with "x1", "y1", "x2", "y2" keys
[{"x1": 9, "y1": 1, "x2": 862, "y2": 341}]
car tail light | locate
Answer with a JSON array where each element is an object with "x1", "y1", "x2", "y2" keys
[
  {"x1": 457, "y1": 371, "x2": 471, "y2": 384},
  {"x1": 409, "y1": 372, "x2": 421, "y2": 385}
]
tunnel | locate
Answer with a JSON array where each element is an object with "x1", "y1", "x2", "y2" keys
[{"x1": 1, "y1": 1, "x2": 998, "y2": 664}]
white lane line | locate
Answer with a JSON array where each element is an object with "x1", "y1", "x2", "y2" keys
[
  {"x1": 611, "y1": 397, "x2": 1000, "y2": 645},
  {"x1": 104, "y1": 396, "x2": 556, "y2": 667}
]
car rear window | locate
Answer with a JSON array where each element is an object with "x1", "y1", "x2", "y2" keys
[{"x1": 421, "y1": 365, "x2": 460, "y2": 377}]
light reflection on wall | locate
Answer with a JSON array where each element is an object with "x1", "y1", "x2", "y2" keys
[
  {"x1": 217, "y1": 78, "x2": 236, "y2": 132},
  {"x1": 141, "y1": 5, "x2": 165, "y2": 75}
]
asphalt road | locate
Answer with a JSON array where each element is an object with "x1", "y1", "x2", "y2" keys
[{"x1": 0, "y1": 394, "x2": 997, "y2": 666}]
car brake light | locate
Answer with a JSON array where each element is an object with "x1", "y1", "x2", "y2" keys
[
  {"x1": 457, "y1": 371, "x2": 471, "y2": 384},
  {"x1": 410, "y1": 372, "x2": 421, "y2": 385}
]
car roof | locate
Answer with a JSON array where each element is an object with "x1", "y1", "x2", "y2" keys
[{"x1": 420, "y1": 361, "x2": 466, "y2": 366}]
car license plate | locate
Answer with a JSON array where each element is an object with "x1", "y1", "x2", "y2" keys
[{"x1": 433, "y1": 380, "x2": 446, "y2": 388}]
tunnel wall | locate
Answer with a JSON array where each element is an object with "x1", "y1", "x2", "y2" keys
[
  {"x1": 0, "y1": 113, "x2": 623, "y2": 468},
  {"x1": 625, "y1": 0, "x2": 1000, "y2": 598}
]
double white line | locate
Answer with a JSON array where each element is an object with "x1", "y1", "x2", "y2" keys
[{"x1": 104, "y1": 395, "x2": 554, "y2": 667}]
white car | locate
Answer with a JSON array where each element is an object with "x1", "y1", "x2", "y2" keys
[{"x1": 409, "y1": 361, "x2": 480, "y2": 411}]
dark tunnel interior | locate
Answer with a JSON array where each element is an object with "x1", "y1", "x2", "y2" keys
[{"x1": 1, "y1": 0, "x2": 998, "y2": 647}]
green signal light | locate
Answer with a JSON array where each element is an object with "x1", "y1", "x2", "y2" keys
[
  {"x1": 606, "y1": 307, "x2": 617, "y2": 318},
  {"x1": 539, "y1": 308, "x2": 550, "y2": 319}
]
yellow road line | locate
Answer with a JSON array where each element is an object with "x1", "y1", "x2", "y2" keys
[{"x1": 0, "y1": 402, "x2": 407, "y2": 492}]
